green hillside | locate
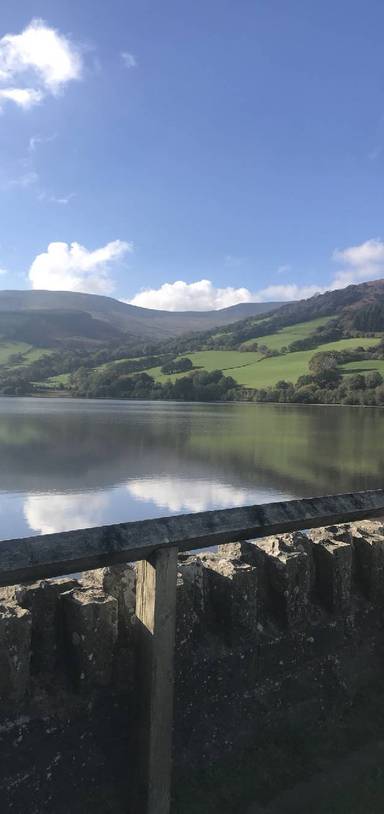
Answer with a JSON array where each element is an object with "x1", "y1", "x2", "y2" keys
[
  {"x1": 0, "y1": 342, "x2": 52, "y2": 366},
  {"x1": 240, "y1": 317, "x2": 332, "y2": 351},
  {"x1": 1, "y1": 278, "x2": 384, "y2": 405},
  {"x1": 139, "y1": 337, "x2": 382, "y2": 388}
]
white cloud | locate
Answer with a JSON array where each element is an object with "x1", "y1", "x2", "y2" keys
[
  {"x1": 24, "y1": 493, "x2": 108, "y2": 535},
  {"x1": 0, "y1": 268, "x2": 7, "y2": 275},
  {"x1": 129, "y1": 278, "x2": 322, "y2": 310},
  {"x1": 130, "y1": 279, "x2": 256, "y2": 310},
  {"x1": 128, "y1": 239, "x2": 384, "y2": 312},
  {"x1": 0, "y1": 19, "x2": 82, "y2": 110},
  {"x1": 28, "y1": 239, "x2": 133, "y2": 295},
  {"x1": 332, "y1": 238, "x2": 384, "y2": 288},
  {"x1": 121, "y1": 51, "x2": 137, "y2": 69},
  {"x1": 0, "y1": 87, "x2": 43, "y2": 108}
]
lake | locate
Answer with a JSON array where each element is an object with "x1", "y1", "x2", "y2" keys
[{"x1": 0, "y1": 397, "x2": 383, "y2": 542}]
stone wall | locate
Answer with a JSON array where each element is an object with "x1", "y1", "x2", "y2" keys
[{"x1": 1, "y1": 520, "x2": 384, "y2": 812}]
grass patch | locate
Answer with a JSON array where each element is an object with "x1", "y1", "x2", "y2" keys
[
  {"x1": 145, "y1": 350, "x2": 262, "y2": 383},
  {"x1": 341, "y1": 359, "x2": 384, "y2": 378},
  {"x1": 115, "y1": 339, "x2": 382, "y2": 390},
  {"x1": 0, "y1": 342, "x2": 53, "y2": 370},
  {"x1": 34, "y1": 372, "x2": 71, "y2": 389},
  {"x1": 240, "y1": 317, "x2": 335, "y2": 351},
  {"x1": 219, "y1": 337, "x2": 382, "y2": 389},
  {"x1": 0, "y1": 341, "x2": 32, "y2": 364}
]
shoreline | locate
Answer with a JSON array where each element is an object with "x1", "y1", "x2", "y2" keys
[{"x1": 1, "y1": 391, "x2": 383, "y2": 410}]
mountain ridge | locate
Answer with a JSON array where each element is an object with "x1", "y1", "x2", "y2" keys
[{"x1": 0, "y1": 289, "x2": 285, "y2": 344}]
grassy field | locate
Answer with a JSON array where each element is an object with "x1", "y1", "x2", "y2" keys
[
  {"x1": 145, "y1": 350, "x2": 262, "y2": 383},
  {"x1": 341, "y1": 359, "x2": 384, "y2": 378},
  {"x1": 26, "y1": 335, "x2": 384, "y2": 393},
  {"x1": 143, "y1": 338, "x2": 382, "y2": 389},
  {"x1": 34, "y1": 372, "x2": 71, "y2": 389},
  {"x1": 241, "y1": 316, "x2": 334, "y2": 351},
  {"x1": 0, "y1": 341, "x2": 53, "y2": 369},
  {"x1": 0, "y1": 341, "x2": 32, "y2": 364}
]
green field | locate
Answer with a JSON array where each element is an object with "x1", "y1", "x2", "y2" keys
[
  {"x1": 33, "y1": 372, "x2": 71, "y2": 390},
  {"x1": 30, "y1": 335, "x2": 383, "y2": 393},
  {"x1": 232, "y1": 338, "x2": 382, "y2": 388},
  {"x1": 144, "y1": 350, "x2": 262, "y2": 383},
  {"x1": 341, "y1": 359, "x2": 384, "y2": 378},
  {"x1": 241, "y1": 317, "x2": 334, "y2": 351},
  {"x1": 143, "y1": 338, "x2": 382, "y2": 389},
  {"x1": 0, "y1": 341, "x2": 32, "y2": 364},
  {"x1": 0, "y1": 341, "x2": 53, "y2": 369}
]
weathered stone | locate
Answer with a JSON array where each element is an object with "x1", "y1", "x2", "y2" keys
[
  {"x1": 0, "y1": 586, "x2": 16, "y2": 603},
  {"x1": 62, "y1": 588, "x2": 118, "y2": 688},
  {"x1": 310, "y1": 530, "x2": 352, "y2": 612},
  {"x1": 200, "y1": 552, "x2": 258, "y2": 640},
  {"x1": 80, "y1": 565, "x2": 136, "y2": 641},
  {"x1": 0, "y1": 601, "x2": 31, "y2": 701},
  {"x1": 349, "y1": 521, "x2": 384, "y2": 604},
  {"x1": 249, "y1": 536, "x2": 311, "y2": 628},
  {"x1": 177, "y1": 556, "x2": 209, "y2": 645},
  {"x1": 16, "y1": 578, "x2": 79, "y2": 673}
]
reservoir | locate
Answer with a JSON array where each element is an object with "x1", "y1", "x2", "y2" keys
[{"x1": 0, "y1": 397, "x2": 383, "y2": 542}]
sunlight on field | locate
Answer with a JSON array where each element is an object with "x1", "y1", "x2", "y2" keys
[
  {"x1": 146, "y1": 337, "x2": 382, "y2": 389},
  {"x1": 241, "y1": 317, "x2": 334, "y2": 351}
]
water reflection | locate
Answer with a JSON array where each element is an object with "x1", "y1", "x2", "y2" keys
[
  {"x1": 126, "y1": 478, "x2": 278, "y2": 513},
  {"x1": 24, "y1": 493, "x2": 109, "y2": 535},
  {"x1": 0, "y1": 397, "x2": 383, "y2": 541}
]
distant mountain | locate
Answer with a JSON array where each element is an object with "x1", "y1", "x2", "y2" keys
[{"x1": 0, "y1": 290, "x2": 285, "y2": 346}]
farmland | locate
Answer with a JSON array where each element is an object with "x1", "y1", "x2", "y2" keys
[
  {"x1": 241, "y1": 316, "x2": 333, "y2": 351},
  {"x1": 140, "y1": 337, "x2": 382, "y2": 389}
]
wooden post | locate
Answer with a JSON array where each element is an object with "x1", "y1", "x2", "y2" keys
[{"x1": 136, "y1": 547, "x2": 178, "y2": 814}]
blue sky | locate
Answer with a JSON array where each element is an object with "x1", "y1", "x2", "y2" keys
[{"x1": 0, "y1": 0, "x2": 384, "y2": 310}]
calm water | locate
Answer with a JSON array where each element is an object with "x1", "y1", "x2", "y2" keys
[{"x1": 0, "y1": 397, "x2": 383, "y2": 542}]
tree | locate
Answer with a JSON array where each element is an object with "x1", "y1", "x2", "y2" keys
[
  {"x1": 309, "y1": 351, "x2": 339, "y2": 376},
  {"x1": 348, "y1": 374, "x2": 366, "y2": 391},
  {"x1": 366, "y1": 371, "x2": 383, "y2": 389},
  {"x1": 161, "y1": 357, "x2": 193, "y2": 375}
]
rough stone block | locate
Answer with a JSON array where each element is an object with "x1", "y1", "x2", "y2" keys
[
  {"x1": 80, "y1": 565, "x2": 136, "y2": 641},
  {"x1": 218, "y1": 541, "x2": 255, "y2": 562},
  {"x1": 310, "y1": 530, "x2": 352, "y2": 612},
  {"x1": 16, "y1": 578, "x2": 79, "y2": 674},
  {"x1": 62, "y1": 588, "x2": 118, "y2": 688},
  {"x1": 200, "y1": 553, "x2": 258, "y2": 641},
  {"x1": 177, "y1": 556, "x2": 208, "y2": 646},
  {"x1": 251, "y1": 536, "x2": 311, "y2": 628},
  {"x1": 349, "y1": 521, "x2": 384, "y2": 604},
  {"x1": 0, "y1": 601, "x2": 31, "y2": 701}
]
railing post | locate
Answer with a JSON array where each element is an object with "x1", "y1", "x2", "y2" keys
[{"x1": 135, "y1": 546, "x2": 178, "y2": 814}]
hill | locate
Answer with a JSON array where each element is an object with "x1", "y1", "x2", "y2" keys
[
  {"x1": 0, "y1": 290, "x2": 283, "y2": 346},
  {"x1": 1, "y1": 279, "x2": 384, "y2": 405}
]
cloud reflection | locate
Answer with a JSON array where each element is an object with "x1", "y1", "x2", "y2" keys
[
  {"x1": 127, "y1": 477, "x2": 260, "y2": 513},
  {"x1": 24, "y1": 493, "x2": 109, "y2": 535}
]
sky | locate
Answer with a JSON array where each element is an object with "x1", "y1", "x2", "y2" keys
[{"x1": 0, "y1": 0, "x2": 384, "y2": 310}]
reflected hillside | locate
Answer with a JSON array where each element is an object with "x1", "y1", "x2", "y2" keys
[{"x1": 0, "y1": 398, "x2": 382, "y2": 498}]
